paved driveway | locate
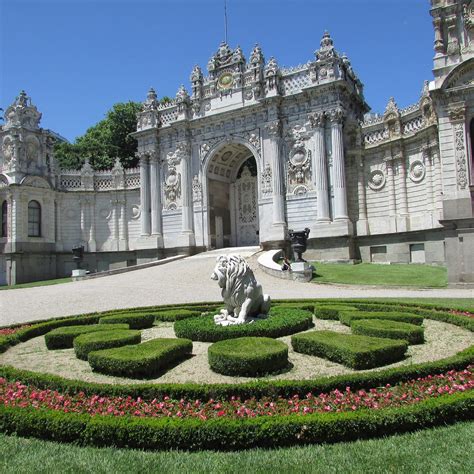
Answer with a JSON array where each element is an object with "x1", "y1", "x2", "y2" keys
[{"x1": 1, "y1": 250, "x2": 473, "y2": 326}]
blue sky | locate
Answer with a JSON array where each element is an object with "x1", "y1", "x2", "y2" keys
[{"x1": 1, "y1": 0, "x2": 433, "y2": 142}]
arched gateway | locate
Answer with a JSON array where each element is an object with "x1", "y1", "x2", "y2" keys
[{"x1": 204, "y1": 143, "x2": 259, "y2": 248}]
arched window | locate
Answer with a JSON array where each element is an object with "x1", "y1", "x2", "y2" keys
[
  {"x1": 28, "y1": 200, "x2": 41, "y2": 237},
  {"x1": 1, "y1": 201, "x2": 7, "y2": 237}
]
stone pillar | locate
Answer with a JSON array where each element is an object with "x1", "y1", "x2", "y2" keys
[
  {"x1": 356, "y1": 154, "x2": 369, "y2": 235},
  {"x1": 139, "y1": 153, "x2": 151, "y2": 235},
  {"x1": 422, "y1": 145, "x2": 435, "y2": 219},
  {"x1": 111, "y1": 198, "x2": 119, "y2": 242},
  {"x1": 54, "y1": 196, "x2": 63, "y2": 251},
  {"x1": 432, "y1": 146, "x2": 443, "y2": 218},
  {"x1": 149, "y1": 151, "x2": 163, "y2": 241},
  {"x1": 329, "y1": 108, "x2": 348, "y2": 220},
  {"x1": 119, "y1": 197, "x2": 128, "y2": 250},
  {"x1": 80, "y1": 197, "x2": 88, "y2": 244},
  {"x1": 310, "y1": 112, "x2": 330, "y2": 222},
  {"x1": 433, "y1": 17, "x2": 444, "y2": 56},
  {"x1": 265, "y1": 121, "x2": 286, "y2": 236},
  {"x1": 179, "y1": 143, "x2": 195, "y2": 247},
  {"x1": 88, "y1": 196, "x2": 96, "y2": 252},
  {"x1": 397, "y1": 155, "x2": 409, "y2": 215}
]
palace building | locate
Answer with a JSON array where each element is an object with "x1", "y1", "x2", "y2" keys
[{"x1": 0, "y1": 0, "x2": 473, "y2": 287}]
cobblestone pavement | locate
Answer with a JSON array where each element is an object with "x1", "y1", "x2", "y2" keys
[{"x1": 1, "y1": 250, "x2": 473, "y2": 326}]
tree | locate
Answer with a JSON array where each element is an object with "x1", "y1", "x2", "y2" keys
[{"x1": 54, "y1": 101, "x2": 142, "y2": 170}]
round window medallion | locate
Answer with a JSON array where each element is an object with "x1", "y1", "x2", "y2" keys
[
  {"x1": 218, "y1": 72, "x2": 234, "y2": 90},
  {"x1": 368, "y1": 169, "x2": 386, "y2": 190},
  {"x1": 410, "y1": 160, "x2": 425, "y2": 182}
]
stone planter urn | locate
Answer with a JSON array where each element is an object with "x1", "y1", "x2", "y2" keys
[{"x1": 288, "y1": 228, "x2": 310, "y2": 262}]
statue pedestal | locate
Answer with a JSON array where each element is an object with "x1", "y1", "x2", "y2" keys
[
  {"x1": 72, "y1": 269, "x2": 87, "y2": 281},
  {"x1": 290, "y1": 261, "x2": 313, "y2": 282}
]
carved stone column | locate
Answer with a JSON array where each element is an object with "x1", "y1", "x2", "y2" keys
[
  {"x1": 356, "y1": 154, "x2": 369, "y2": 235},
  {"x1": 433, "y1": 17, "x2": 445, "y2": 56},
  {"x1": 80, "y1": 196, "x2": 88, "y2": 244},
  {"x1": 385, "y1": 158, "x2": 396, "y2": 217},
  {"x1": 149, "y1": 151, "x2": 163, "y2": 244},
  {"x1": 88, "y1": 196, "x2": 96, "y2": 252},
  {"x1": 329, "y1": 108, "x2": 348, "y2": 220},
  {"x1": 54, "y1": 196, "x2": 63, "y2": 251},
  {"x1": 111, "y1": 198, "x2": 119, "y2": 242},
  {"x1": 449, "y1": 105, "x2": 469, "y2": 192},
  {"x1": 119, "y1": 197, "x2": 128, "y2": 250},
  {"x1": 139, "y1": 153, "x2": 151, "y2": 235},
  {"x1": 179, "y1": 143, "x2": 195, "y2": 246},
  {"x1": 422, "y1": 145, "x2": 435, "y2": 219},
  {"x1": 310, "y1": 112, "x2": 330, "y2": 222},
  {"x1": 265, "y1": 121, "x2": 286, "y2": 233},
  {"x1": 397, "y1": 154, "x2": 409, "y2": 216}
]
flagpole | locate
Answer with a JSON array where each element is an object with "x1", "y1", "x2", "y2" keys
[{"x1": 224, "y1": 0, "x2": 228, "y2": 43}]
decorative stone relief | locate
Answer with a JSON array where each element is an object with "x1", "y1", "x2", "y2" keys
[
  {"x1": 449, "y1": 106, "x2": 466, "y2": 122},
  {"x1": 131, "y1": 204, "x2": 141, "y2": 220},
  {"x1": 192, "y1": 175, "x2": 202, "y2": 202},
  {"x1": 247, "y1": 131, "x2": 261, "y2": 152},
  {"x1": 137, "y1": 88, "x2": 160, "y2": 130},
  {"x1": 167, "y1": 142, "x2": 190, "y2": 166},
  {"x1": 464, "y1": 1, "x2": 474, "y2": 30},
  {"x1": 293, "y1": 185, "x2": 308, "y2": 196},
  {"x1": 261, "y1": 162, "x2": 272, "y2": 196},
  {"x1": 164, "y1": 168, "x2": 181, "y2": 210},
  {"x1": 286, "y1": 125, "x2": 312, "y2": 192},
  {"x1": 212, "y1": 254, "x2": 271, "y2": 326},
  {"x1": 409, "y1": 160, "x2": 426, "y2": 183},
  {"x1": 111, "y1": 158, "x2": 125, "y2": 188},
  {"x1": 454, "y1": 123, "x2": 468, "y2": 190},
  {"x1": 368, "y1": 169, "x2": 386, "y2": 191},
  {"x1": 265, "y1": 120, "x2": 281, "y2": 137}
]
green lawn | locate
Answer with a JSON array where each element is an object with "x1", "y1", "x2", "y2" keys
[
  {"x1": 0, "y1": 277, "x2": 72, "y2": 290},
  {"x1": 1, "y1": 422, "x2": 472, "y2": 473},
  {"x1": 311, "y1": 263, "x2": 447, "y2": 288}
]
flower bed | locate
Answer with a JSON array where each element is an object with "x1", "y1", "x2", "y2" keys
[{"x1": 174, "y1": 307, "x2": 313, "y2": 342}]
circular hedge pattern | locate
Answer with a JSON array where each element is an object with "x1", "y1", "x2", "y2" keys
[
  {"x1": 208, "y1": 337, "x2": 289, "y2": 376},
  {"x1": 351, "y1": 318, "x2": 425, "y2": 345},
  {"x1": 88, "y1": 338, "x2": 193, "y2": 378},
  {"x1": 74, "y1": 330, "x2": 142, "y2": 361},
  {"x1": 174, "y1": 307, "x2": 313, "y2": 342},
  {"x1": 99, "y1": 313, "x2": 155, "y2": 329}
]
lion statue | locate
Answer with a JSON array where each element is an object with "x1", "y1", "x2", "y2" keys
[{"x1": 211, "y1": 254, "x2": 271, "y2": 326}]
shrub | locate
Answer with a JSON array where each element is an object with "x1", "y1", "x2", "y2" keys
[
  {"x1": 351, "y1": 319, "x2": 425, "y2": 345},
  {"x1": 339, "y1": 311, "x2": 423, "y2": 327},
  {"x1": 174, "y1": 307, "x2": 313, "y2": 342},
  {"x1": 273, "y1": 303, "x2": 315, "y2": 313},
  {"x1": 315, "y1": 305, "x2": 359, "y2": 320},
  {"x1": 73, "y1": 330, "x2": 141, "y2": 361},
  {"x1": 45, "y1": 324, "x2": 130, "y2": 350},
  {"x1": 154, "y1": 309, "x2": 204, "y2": 322},
  {"x1": 88, "y1": 338, "x2": 193, "y2": 378},
  {"x1": 99, "y1": 313, "x2": 155, "y2": 329},
  {"x1": 291, "y1": 330, "x2": 408, "y2": 369},
  {"x1": 208, "y1": 337, "x2": 289, "y2": 376}
]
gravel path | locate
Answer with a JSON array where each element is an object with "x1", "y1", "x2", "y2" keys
[{"x1": 1, "y1": 249, "x2": 473, "y2": 326}]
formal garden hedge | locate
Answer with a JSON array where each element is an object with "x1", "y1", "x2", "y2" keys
[
  {"x1": 74, "y1": 330, "x2": 142, "y2": 361},
  {"x1": 339, "y1": 311, "x2": 424, "y2": 327},
  {"x1": 174, "y1": 307, "x2": 313, "y2": 342},
  {"x1": 99, "y1": 313, "x2": 156, "y2": 329},
  {"x1": 0, "y1": 298, "x2": 473, "y2": 451},
  {"x1": 351, "y1": 319, "x2": 425, "y2": 345},
  {"x1": 88, "y1": 338, "x2": 193, "y2": 378},
  {"x1": 291, "y1": 330, "x2": 408, "y2": 369},
  {"x1": 314, "y1": 304, "x2": 360, "y2": 320},
  {"x1": 208, "y1": 337, "x2": 289, "y2": 376},
  {"x1": 45, "y1": 323, "x2": 130, "y2": 349}
]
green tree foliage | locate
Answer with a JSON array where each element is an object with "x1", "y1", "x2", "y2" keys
[{"x1": 54, "y1": 102, "x2": 143, "y2": 170}]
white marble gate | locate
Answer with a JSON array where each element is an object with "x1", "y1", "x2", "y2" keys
[{"x1": 234, "y1": 165, "x2": 259, "y2": 246}]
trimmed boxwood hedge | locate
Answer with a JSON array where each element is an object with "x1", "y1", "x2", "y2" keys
[
  {"x1": 174, "y1": 307, "x2": 313, "y2": 342},
  {"x1": 153, "y1": 309, "x2": 204, "y2": 322},
  {"x1": 351, "y1": 319, "x2": 425, "y2": 345},
  {"x1": 339, "y1": 311, "x2": 424, "y2": 327},
  {"x1": 74, "y1": 330, "x2": 141, "y2": 361},
  {"x1": 99, "y1": 313, "x2": 155, "y2": 329},
  {"x1": 315, "y1": 305, "x2": 359, "y2": 320},
  {"x1": 0, "y1": 392, "x2": 472, "y2": 451},
  {"x1": 88, "y1": 338, "x2": 193, "y2": 378},
  {"x1": 292, "y1": 330, "x2": 408, "y2": 369},
  {"x1": 45, "y1": 324, "x2": 130, "y2": 350},
  {"x1": 208, "y1": 337, "x2": 289, "y2": 376}
]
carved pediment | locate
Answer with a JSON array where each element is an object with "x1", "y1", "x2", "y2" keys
[
  {"x1": 444, "y1": 59, "x2": 474, "y2": 90},
  {"x1": 20, "y1": 175, "x2": 51, "y2": 189}
]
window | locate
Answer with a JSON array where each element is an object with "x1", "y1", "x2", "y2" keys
[
  {"x1": 28, "y1": 200, "x2": 41, "y2": 237},
  {"x1": 1, "y1": 201, "x2": 7, "y2": 237},
  {"x1": 410, "y1": 243, "x2": 425, "y2": 263},
  {"x1": 370, "y1": 245, "x2": 387, "y2": 263}
]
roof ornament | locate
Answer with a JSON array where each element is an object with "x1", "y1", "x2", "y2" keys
[{"x1": 315, "y1": 31, "x2": 337, "y2": 61}]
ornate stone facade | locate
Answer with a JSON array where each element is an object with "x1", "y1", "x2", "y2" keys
[{"x1": 1, "y1": 0, "x2": 473, "y2": 286}]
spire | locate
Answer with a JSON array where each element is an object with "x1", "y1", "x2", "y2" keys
[{"x1": 315, "y1": 31, "x2": 338, "y2": 61}]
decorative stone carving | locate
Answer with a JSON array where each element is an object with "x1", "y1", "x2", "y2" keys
[
  {"x1": 247, "y1": 131, "x2": 260, "y2": 151},
  {"x1": 176, "y1": 85, "x2": 190, "y2": 114},
  {"x1": 80, "y1": 159, "x2": 94, "y2": 191},
  {"x1": 192, "y1": 174, "x2": 202, "y2": 202},
  {"x1": 383, "y1": 97, "x2": 401, "y2": 138},
  {"x1": 307, "y1": 111, "x2": 325, "y2": 129},
  {"x1": 454, "y1": 123, "x2": 468, "y2": 190},
  {"x1": 368, "y1": 169, "x2": 386, "y2": 190},
  {"x1": 419, "y1": 81, "x2": 437, "y2": 126},
  {"x1": 137, "y1": 88, "x2": 160, "y2": 130},
  {"x1": 293, "y1": 185, "x2": 308, "y2": 196},
  {"x1": 464, "y1": 1, "x2": 474, "y2": 30},
  {"x1": 164, "y1": 168, "x2": 181, "y2": 209},
  {"x1": 409, "y1": 160, "x2": 426, "y2": 183},
  {"x1": 131, "y1": 204, "x2": 141, "y2": 220},
  {"x1": 315, "y1": 31, "x2": 337, "y2": 61},
  {"x1": 264, "y1": 57, "x2": 281, "y2": 92},
  {"x1": 167, "y1": 142, "x2": 190, "y2": 166},
  {"x1": 111, "y1": 158, "x2": 124, "y2": 188},
  {"x1": 265, "y1": 120, "x2": 281, "y2": 137},
  {"x1": 3, "y1": 90, "x2": 41, "y2": 130},
  {"x1": 261, "y1": 162, "x2": 272, "y2": 196},
  {"x1": 212, "y1": 255, "x2": 271, "y2": 326},
  {"x1": 449, "y1": 106, "x2": 466, "y2": 122}
]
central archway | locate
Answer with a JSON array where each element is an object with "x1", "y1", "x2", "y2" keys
[{"x1": 205, "y1": 143, "x2": 259, "y2": 248}]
